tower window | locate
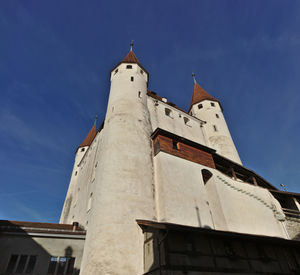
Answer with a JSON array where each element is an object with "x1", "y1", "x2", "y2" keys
[
  {"x1": 165, "y1": 108, "x2": 172, "y2": 117},
  {"x1": 213, "y1": 125, "x2": 218, "y2": 132},
  {"x1": 140, "y1": 69, "x2": 144, "y2": 74},
  {"x1": 131, "y1": 76, "x2": 134, "y2": 82},
  {"x1": 198, "y1": 104, "x2": 203, "y2": 109},
  {"x1": 81, "y1": 148, "x2": 85, "y2": 152},
  {"x1": 126, "y1": 65, "x2": 132, "y2": 69},
  {"x1": 173, "y1": 140, "x2": 179, "y2": 150},
  {"x1": 138, "y1": 91, "x2": 142, "y2": 98},
  {"x1": 184, "y1": 117, "x2": 190, "y2": 125},
  {"x1": 216, "y1": 114, "x2": 219, "y2": 118},
  {"x1": 211, "y1": 102, "x2": 215, "y2": 107},
  {"x1": 114, "y1": 69, "x2": 118, "y2": 74}
]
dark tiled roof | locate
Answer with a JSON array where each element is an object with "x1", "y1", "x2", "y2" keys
[
  {"x1": 0, "y1": 220, "x2": 86, "y2": 235},
  {"x1": 122, "y1": 50, "x2": 140, "y2": 64},
  {"x1": 78, "y1": 125, "x2": 97, "y2": 148},
  {"x1": 189, "y1": 83, "x2": 220, "y2": 112}
]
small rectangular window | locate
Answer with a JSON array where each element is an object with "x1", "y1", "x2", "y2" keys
[
  {"x1": 25, "y1": 255, "x2": 37, "y2": 274},
  {"x1": 213, "y1": 125, "x2": 217, "y2": 132},
  {"x1": 198, "y1": 104, "x2": 203, "y2": 109},
  {"x1": 6, "y1": 255, "x2": 18, "y2": 273},
  {"x1": 66, "y1": 258, "x2": 75, "y2": 275},
  {"x1": 126, "y1": 65, "x2": 132, "y2": 69},
  {"x1": 16, "y1": 255, "x2": 27, "y2": 273},
  {"x1": 173, "y1": 140, "x2": 179, "y2": 150},
  {"x1": 165, "y1": 108, "x2": 172, "y2": 117},
  {"x1": 131, "y1": 76, "x2": 134, "y2": 82},
  {"x1": 211, "y1": 102, "x2": 215, "y2": 107},
  {"x1": 47, "y1": 257, "x2": 58, "y2": 274},
  {"x1": 216, "y1": 114, "x2": 219, "y2": 118},
  {"x1": 138, "y1": 91, "x2": 142, "y2": 98}
]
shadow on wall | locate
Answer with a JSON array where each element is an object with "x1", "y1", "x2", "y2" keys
[
  {"x1": 0, "y1": 221, "x2": 80, "y2": 275},
  {"x1": 293, "y1": 232, "x2": 300, "y2": 241}
]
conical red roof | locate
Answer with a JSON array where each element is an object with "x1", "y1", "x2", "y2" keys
[
  {"x1": 78, "y1": 125, "x2": 97, "y2": 148},
  {"x1": 122, "y1": 50, "x2": 140, "y2": 63},
  {"x1": 111, "y1": 49, "x2": 149, "y2": 76},
  {"x1": 189, "y1": 83, "x2": 219, "y2": 112}
]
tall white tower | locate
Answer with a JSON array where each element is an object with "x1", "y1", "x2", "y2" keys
[
  {"x1": 79, "y1": 46, "x2": 156, "y2": 274},
  {"x1": 189, "y1": 77, "x2": 242, "y2": 164}
]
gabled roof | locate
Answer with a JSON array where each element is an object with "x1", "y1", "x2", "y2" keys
[
  {"x1": 78, "y1": 125, "x2": 97, "y2": 149},
  {"x1": 189, "y1": 83, "x2": 220, "y2": 112}
]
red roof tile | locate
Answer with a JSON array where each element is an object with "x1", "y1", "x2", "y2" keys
[
  {"x1": 189, "y1": 83, "x2": 219, "y2": 112},
  {"x1": 79, "y1": 125, "x2": 97, "y2": 148}
]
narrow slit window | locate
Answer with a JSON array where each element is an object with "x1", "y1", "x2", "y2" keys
[
  {"x1": 198, "y1": 104, "x2": 203, "y2": 109},
  {"x1": 131, "y1": 76, "x2": 134, "y2": 82},
  {"x1": 211, "y1": 102, "x2": 215, "y2": 107},
  {"x1": 138, "y1": 91, "x2": 142, "y2": 98},
  {"x1": 173, "y1": 140, "x2": 179, "y2": 150},
  {"x1": 140, "y1": 69, "x2": 144, "y2": 74},
  {"x1": 216, "y1": 114, "x2": 219, "y2": 118},
  {"x1": 114, "y1": 69, "x2": 118, "y2": 74},
  {"x1": 213, "y1": 125, "x2": 217, "y2": 132},
  {"x1": 126, "y1": 65, "x2": 132, "y2": 69}
]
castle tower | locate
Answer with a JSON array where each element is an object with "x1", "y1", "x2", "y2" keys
[
  {"x1": 60, "y1": 123, "x2": 97, "y2": 224},
  {"x1": 79, "y1": 46, "x2": 156, "y2": 274},
  {"x1": 189, "y1": 77, "x2": 242, "y2": 164}
]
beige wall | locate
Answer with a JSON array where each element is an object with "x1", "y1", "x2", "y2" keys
[{"x1": 0, "y1": 233, "x2": 85, "y2": 275}]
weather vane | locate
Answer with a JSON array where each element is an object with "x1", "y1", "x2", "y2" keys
[
  {"x1": 130, "y1": 40, "x2": 134, "y2": 51},
  {"x1": 192, "y1": 73, "x2": 197, "y2": 84}
]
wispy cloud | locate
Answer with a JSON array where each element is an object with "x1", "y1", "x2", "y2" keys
[{"x1": 0, "y1": 110, "x2": 62, "y2": 152}]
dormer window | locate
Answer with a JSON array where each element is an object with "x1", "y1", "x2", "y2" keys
[
  {"x1": 126, "y1": 65, "x2": 132, "y2": 69},
  {"x1": 198, "y1": 104, "x2": 203, "y2": 109},
  {"x1": 211, "y1": 102, "x2": 215, "y2": 107}
]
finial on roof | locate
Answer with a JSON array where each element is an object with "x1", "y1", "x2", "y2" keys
[
  {"x1": 94, "y1": 115, "x2": 98, "y2": 126},
  {"x1": 130, "y1": 40, "x2": 134, "y2": 51},
  {"x1": 192, "y1": 73, "x2": 197, "y2": 84}
]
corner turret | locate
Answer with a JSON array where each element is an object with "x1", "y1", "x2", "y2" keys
[{"x1": 189, "y1": 75, "x2": 242, "y2": 165}]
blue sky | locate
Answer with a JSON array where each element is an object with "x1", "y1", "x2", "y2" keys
[{"x1": 0, "y1": 0, "x2": 299, "y2": 222}]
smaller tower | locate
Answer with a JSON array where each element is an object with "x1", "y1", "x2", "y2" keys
[
  {"x1": 189, "y1": 75, "x2": 242, "y2": 164},
  {"x1": 60, "y1": 121, "x2": 97, "y2": 224}
]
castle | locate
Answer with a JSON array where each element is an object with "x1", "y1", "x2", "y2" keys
[{"x1": 1, "y1": 46, "x2": 300, "y2": 275}]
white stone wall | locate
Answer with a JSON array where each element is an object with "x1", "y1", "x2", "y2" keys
[
  {"x1": 190, "y1": 99, "x2": 242, "y2": 164},
  {"x1": 79, "y1": 62, "x2": 156, "y2": 275},
  {"x1": 147, "y1": 96, "x2": 208, "y2": 146},
  {"x1": 154, "y1": 151, "x2": 287, "y2": 239},
  {"x1": 60, "y1": 131, "x2": 103, "y2": 228}
]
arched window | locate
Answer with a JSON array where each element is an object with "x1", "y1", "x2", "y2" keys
[{"x1": 201, "y1": 169, "x2": 213, "y2": 185}]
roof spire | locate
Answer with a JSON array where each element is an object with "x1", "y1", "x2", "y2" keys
[
  {"x1": 192, "y1": 73, "x2": 197, "y2": 84},
  {"x1": 130, "y1": 40, "x2": 134, "y2": 51},
  {"x1": 94, "y1": 115, "x2": 98, "y2": 126}
]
